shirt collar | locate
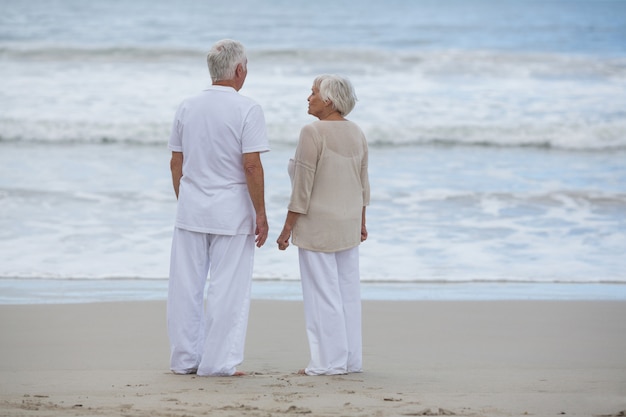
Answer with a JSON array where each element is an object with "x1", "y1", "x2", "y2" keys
[{"x1": 205, "y1": 85, "x2": 237, "y2": 93}]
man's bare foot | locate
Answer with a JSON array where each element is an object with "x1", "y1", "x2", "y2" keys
[{"x1": 297, "y1": 369, "x2": 307, "y2": 375}]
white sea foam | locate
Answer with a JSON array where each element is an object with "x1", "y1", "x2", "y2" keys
[
  {"x1": 1, "y1": 144, "x2": 624, "y2": 285},
  {"x1": 1, "y1": 45, "x2": 626, "y2": 149}
]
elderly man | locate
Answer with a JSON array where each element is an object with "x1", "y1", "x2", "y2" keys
[{"x1": 167, "y1": 39, "x2": 269, "y2": 376}]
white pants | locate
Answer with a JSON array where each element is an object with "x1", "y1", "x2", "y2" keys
[
  {"x1": 167, "y1": 227, "x2": 254, "y2": 376},
  {"x1": 299, "y1": 246, "x2": 363, "y2": 375}
]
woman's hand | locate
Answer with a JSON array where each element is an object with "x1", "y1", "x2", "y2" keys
[
  {"x1": 361, "y1": 207, "x2": 368, "y2": 242},
  {"x1": 277, "y1": 227, "x2": 291, "y2": 250},
  {"x1": 277, "y1": 211, "x2": 300, "y2": 250}
]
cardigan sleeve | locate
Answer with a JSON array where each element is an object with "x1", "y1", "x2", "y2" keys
[
  {"x1": 288, "y1": 124, "x2": 319, "y2": 214},
  {"x1": 361, "y1": 138, "x2": 371, "y2": 206}
]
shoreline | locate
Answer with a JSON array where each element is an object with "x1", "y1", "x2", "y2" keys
[
  {"x1": 1, "y1": 299, "x2": 625, "y2": 417},
  {"x1": 1, "y1": 279, "x2": 626, "y2": 305}
]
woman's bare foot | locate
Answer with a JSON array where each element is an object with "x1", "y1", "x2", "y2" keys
[
  {"x1": 233, "y1": 371, "x2": 246, "y2": 376},
  {"x1": 296, "y1": 369, "x2": 307, "y2": 375}
]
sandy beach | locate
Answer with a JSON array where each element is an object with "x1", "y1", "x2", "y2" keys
[{"x1": 1, "y1": 299, "x2": 625, "y2": 417}]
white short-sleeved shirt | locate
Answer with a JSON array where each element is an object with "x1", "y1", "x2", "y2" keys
[{"x1": 168, "y1": 85, "x2": 270, "y2": 235}]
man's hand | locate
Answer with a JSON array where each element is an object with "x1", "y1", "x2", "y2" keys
[{"x1": 255, "y1": 214, "x2": 269, "y2": 248}]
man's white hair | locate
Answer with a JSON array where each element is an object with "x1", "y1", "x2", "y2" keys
[{"x1": 207, "y1": 39, "x2": 247, "y2": 82}]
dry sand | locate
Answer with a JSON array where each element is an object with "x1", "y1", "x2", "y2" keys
[{"x1": 1, "y1": 299, "x2": 625, "y2": 417}]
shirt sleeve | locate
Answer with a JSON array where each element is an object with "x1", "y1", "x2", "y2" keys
[
  {"x1": 168, "y1": 103, "x2": 184, "y2": 152},
  {"x1": 288, "y1": 124, "x2": 318, "y2": 214},
  {"x1": 241, "y1": 104, "x2": 270, "y2": 154}
]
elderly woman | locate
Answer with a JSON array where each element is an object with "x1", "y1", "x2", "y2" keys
[{"x1": 277, "y1": 74, "x2": 370, "y2": 375}]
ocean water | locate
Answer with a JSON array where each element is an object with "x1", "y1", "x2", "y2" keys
[{"x1": 1, "y1": 0, "x2": 625, "y2": 303}]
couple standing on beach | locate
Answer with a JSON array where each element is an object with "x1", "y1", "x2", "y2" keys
[{"x1": 166, "y1": 39, "x2": 371, "y2": 377}]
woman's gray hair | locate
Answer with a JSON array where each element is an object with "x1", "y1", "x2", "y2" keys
[
  {"x1": 313, "y1": 74, "x2": 358, "y2": 116},
  {"x1": 207, "y1": 39, "x2": 247, "y2": 82}
]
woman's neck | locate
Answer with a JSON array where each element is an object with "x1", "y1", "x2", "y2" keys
[{"x1": 319, "y1": 111, "x2": 345, "y2": 121}]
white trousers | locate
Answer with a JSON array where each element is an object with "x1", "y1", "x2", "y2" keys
[
  {"x1": 167, "y1": 227, "x2": 254, "y2": 376},
  {"x1": 299, "y1": 246, "x2": 363, "y2": 375}
]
